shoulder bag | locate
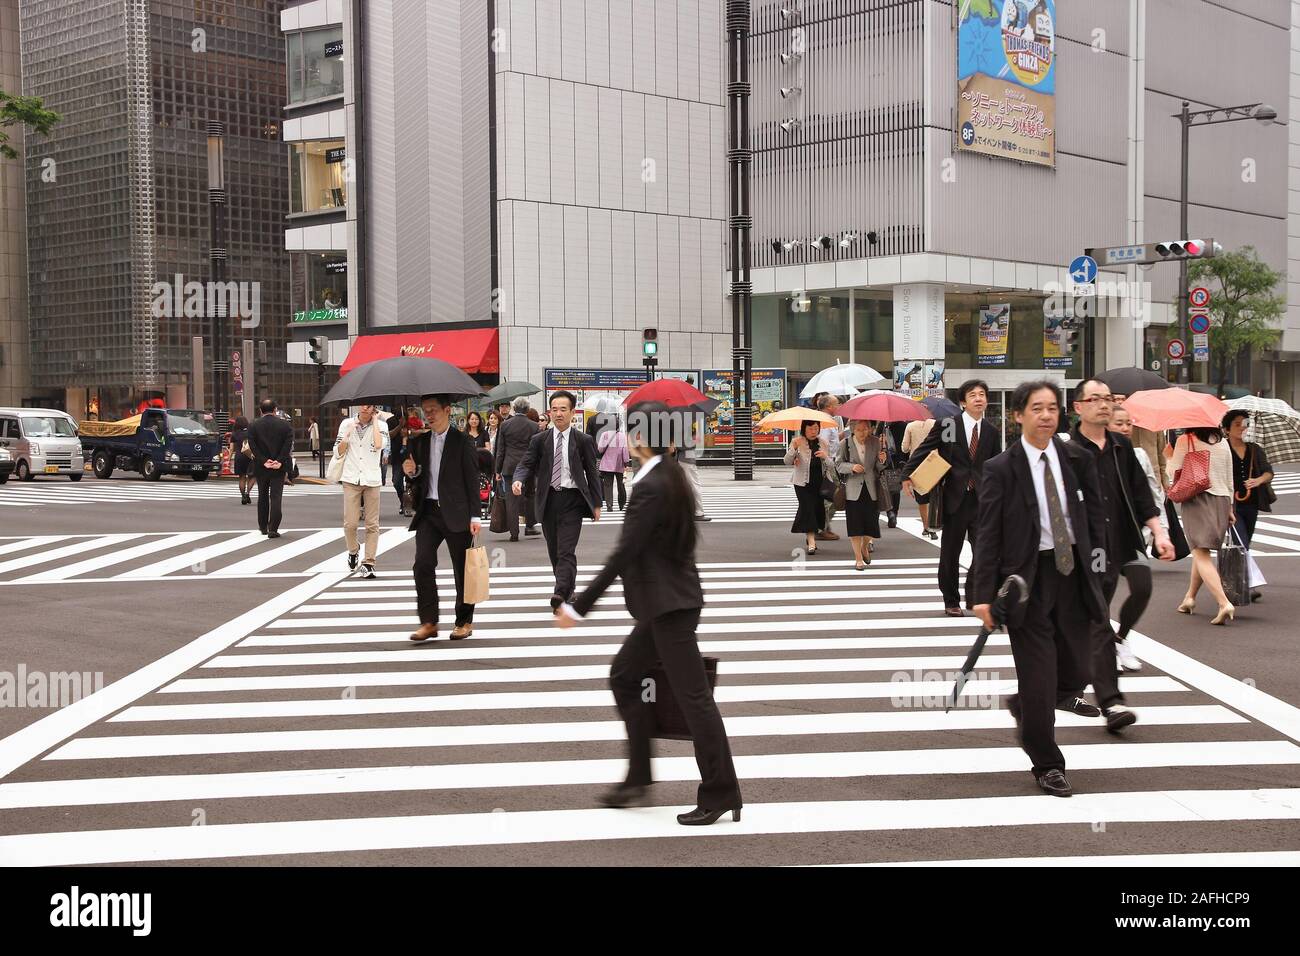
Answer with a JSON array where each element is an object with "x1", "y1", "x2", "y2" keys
[{"x1": 1167, "y1": 435, "x2": 1210, "y2": 503}]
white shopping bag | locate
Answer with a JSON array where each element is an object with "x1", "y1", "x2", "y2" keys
[{"x1": 1248, "y1": 553, "x2": 1266, "y2": 590}]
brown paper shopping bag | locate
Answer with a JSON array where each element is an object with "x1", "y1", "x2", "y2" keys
[{"x1": 464, "y1": 537, "x2": 490, "y2": 604}]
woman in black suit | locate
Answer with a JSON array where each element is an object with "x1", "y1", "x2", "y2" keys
[{"x1": 555, "y1": 402, "x2": 742, "y2": 826}]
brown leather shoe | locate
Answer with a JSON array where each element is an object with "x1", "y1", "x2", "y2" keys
[
  {"x1": 450, "y1": 623, "x2": 473, "y2": 640},
  {"x1": 408, "y1": 623, "x2": 438, "y2": 642},
  {"x1": 944, "y1": 607, "x2": 964, "y2": 617},
  {"x1": 815, "y1": 530, "x2": 839, "y2": 541}
]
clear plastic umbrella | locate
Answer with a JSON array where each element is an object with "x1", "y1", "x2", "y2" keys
[{"x1": 799, "y1": 362, "x2": 886, "y2": 399}]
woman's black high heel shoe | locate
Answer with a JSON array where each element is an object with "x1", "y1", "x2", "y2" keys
[{"x1": 677, "y1": 805, "x2": 742, "y2": 826}]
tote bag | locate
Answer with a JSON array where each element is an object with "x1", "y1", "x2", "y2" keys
[{"x1": 1168, "y1": 435, "x2": 1211, "y2": 503}]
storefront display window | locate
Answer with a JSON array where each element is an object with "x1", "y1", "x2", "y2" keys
[
  {"x1": 290, "y1": 254, "x2": 348, "y2": 324},
  {"x1": 289, "y1": 141, "x2": 346, "y2": 214}
]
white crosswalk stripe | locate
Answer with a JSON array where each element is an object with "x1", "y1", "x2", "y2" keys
[
  {"x1": 0, "y1": 477, "x2": 330, "y2": 508},
  {"x1": 1268, "y1": 470, "x2": 1300, "y2": 496},
  {"x1": 2, "y1": 556, "x2": 1298, "y2": 866}
]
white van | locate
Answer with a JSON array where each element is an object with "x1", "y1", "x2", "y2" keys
[{"x1": 0, "y1": 408, "x2": 86, "y2": 481}]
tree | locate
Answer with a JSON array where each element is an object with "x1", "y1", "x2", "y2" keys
[
  {"x1": 1187, "y1": 246, "x2": 1284, "y2": 396},
  {"x1": 0, "y1": 89, "x2": 60, "y2": 160}
]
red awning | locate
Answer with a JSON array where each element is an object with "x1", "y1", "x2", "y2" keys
[{"x1": 339, "y1": 329, "x2": 499, "y2": 376}]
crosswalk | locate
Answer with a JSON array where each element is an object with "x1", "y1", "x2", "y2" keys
[
  {"x1": 0, "y1": 476, "x2": 328, "y2": 508},
  {"x1": 599, "y1": 486, "x2": 798, "y2": 524},
  {"x1": 1269, "y1": 470, "x2": 1300, "y2": 496},
  {"x1": 1, "y1": 555, "x2": 1297, "y2": 866}
]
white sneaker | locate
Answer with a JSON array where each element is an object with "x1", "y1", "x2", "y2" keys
[{"x1": 1115, "y1": 639, "x2": 1141, "y2": 672}]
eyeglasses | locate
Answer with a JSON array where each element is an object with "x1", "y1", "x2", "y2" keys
[{"x1": 1077, "y1": 394, "x2": 1121, "y2": 406}]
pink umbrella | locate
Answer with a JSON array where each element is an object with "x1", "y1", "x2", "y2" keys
[
  {"x1": 838, "y1": 390, "x2": 933, "y2": 423},
  {"x1": 1122, "y1": 388, "x2": 1228, "y2": 431}
]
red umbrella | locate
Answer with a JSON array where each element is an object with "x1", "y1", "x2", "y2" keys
[
  {"x1": 838, "y1": 390, "x2": 932, "y2": 423},
  {"x1": 1122, "y1": 388, "x2": 1228, "y2": 431},
  {"x1": 622, "y1": 378, "x2": 720, "y2": 413}
]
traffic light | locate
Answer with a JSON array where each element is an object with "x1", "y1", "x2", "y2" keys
[
  {"x1": 642, "y1": 328, "x2": 658, "y2": 358},
  {"x1": 1154, "y1": 238, "x2": 1222, "y2": 260},
  {"x1": 308, "y1": 335, "x2": 329, "y2": 365}
]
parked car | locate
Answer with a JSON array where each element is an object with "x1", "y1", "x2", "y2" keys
[
  {"x1": 80, "y1": 408, "x2": 221, "y2": 480},
  {"x1": 0, "y1": 445, "x2": 13, "y2": 483},
  {"x1": 0, "y1": 407, "x2": 86, "y2": 481}
]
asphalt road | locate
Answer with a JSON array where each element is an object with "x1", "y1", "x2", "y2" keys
[{"x1": 1, "y1": 468, "x2": 1299, "y2": 866}]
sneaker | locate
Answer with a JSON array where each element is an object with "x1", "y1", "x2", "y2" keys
[
  {"x1": 1104, "y1": 704, "x2": 1137, "y2": 733},
  {"x1": 359, "y1": 562, "x2": 376, "y2": 579},
  {"x1": 347, "y1": 552, "x2": 359, "y2": 571},
  {"x1": 1056, "y1": 696, "x2": 1102, "y2": 718},
  {"x1": 1115, "y1": 639, "x2": 1142, "y2": 672}
]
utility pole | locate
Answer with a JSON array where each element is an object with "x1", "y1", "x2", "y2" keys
[
  {"x1": 207, "y1": 121, "x2": 229, "y2": 432},
  {"x1": 726, "y1": 0, "x2": 754, "y2": 480}
]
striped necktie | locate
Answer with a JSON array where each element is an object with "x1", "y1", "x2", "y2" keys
[{"x1": 551, "y1": 431, "x2": 564, "y2": 489}]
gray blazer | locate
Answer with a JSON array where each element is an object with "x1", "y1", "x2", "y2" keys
[
  {"x1": 835, "y1": 433, "x2": 886, "y2": 502},
  {"x1": 784, "y1": 438, "x2": 827, "y2": 487}
]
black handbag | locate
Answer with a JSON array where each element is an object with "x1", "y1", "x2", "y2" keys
[
  {"x1": 1217, "y1": 529, "x2": 1250, "y2": 607},
  {"x1": 881, "y1": 466, "x2": 903, "y2": 493},
  {"x1": 489, "y1": 483, "x2": 508, "y2": 533},
  {"x1": 647, "y1": 657, "x2": 719, "y2": 740},
  {"x1": 1156, "y1": 497, "x2": 1191, "y2": 562}
]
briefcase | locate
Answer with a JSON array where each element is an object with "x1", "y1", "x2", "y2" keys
[
  {"x1": 909, "y1": 449, "x2": 951, "y2": 495},
  {"x1": 1217, "y1": 530, "x2": 1249, "y2": 607},
  {"x1": 647, "y1": 657, "x2": 718, "y2": 740}
]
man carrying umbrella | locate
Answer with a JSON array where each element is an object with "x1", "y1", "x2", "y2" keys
[{"x1": 1061, "y1": 379, "x2": 1175, "y2": 733}]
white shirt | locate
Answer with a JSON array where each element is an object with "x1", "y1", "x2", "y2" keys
[
  {"x1": 551, "y1": 425, "x2": 576, "y2": 489},
  {"x1": 962, "y1": 411, "x2": 983, "y2": 452},
  {"x1": 1022, "y1": 437, "x2": 1076, "y2": 551},
  {"x1": 334, "y1": 416, "x2": 388, "y2": 487},
  {"x1": 426, "y1": 424, "x2": 449, "y2": 500},
  {"x1": 627, "y1": 453, "x2": 663, "y2": 492}
]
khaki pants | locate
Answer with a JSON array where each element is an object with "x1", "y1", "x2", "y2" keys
[{"x1": 343, "y1": 482, "x2": 381, "y2": 562}]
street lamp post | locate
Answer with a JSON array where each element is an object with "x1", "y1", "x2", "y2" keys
[
  {"x1": 1173, "y1": 101, "x2": 1276, "y2": 385},
  {"x1": 726, "y1": 0, "x2": 754, "y2": 480},
  {"x1": 207, "y1": 121, "x2": 229, "y2": 433}
]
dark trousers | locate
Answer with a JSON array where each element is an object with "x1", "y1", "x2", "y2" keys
[
  {"x1": 610, "y1": 607, "x2": 742, "y2": 809},
  {"x1": 542, "y1": 488, "x2": 586, "y2": 600},
  {"x1": 412, "y1": 500, "x2": 474, "y2": 627},
  {"x1": 1116, "y1": 560, "x2": 1153, "y2": 640},
  {"x1": 505, "y1": 479, "x2": 536, "y2": 535},
  {"x1": 1234, "y1": 501, "x2": 1259, "y2": 548},
  {"x1": 255, "y1": 468, "x2": 286, "y2": 533},
  {"x1": 392, "y1": 466, "x2": 406, "y2": 510},
  {"x1": 1007, "y1": 552, "x2": 1091, "y2": 776},
  {"x1": 601, "y1": 470, "x2": 626, "y2": 510},
  {"x1": 1058, "y1": 557, "x2": 1124, "y2": 710},
  {"x1": 938, "y1": 494, "x2": 979, "y2": 608}
]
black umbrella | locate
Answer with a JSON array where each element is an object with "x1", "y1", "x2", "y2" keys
[
  {"x1": 321, "y1": 356, "x2": 485, "y2": 405},
  {"x1": 486, "y1": 380, "x2": 540, "y2": 403},
  {"x1": 945, "y1": 574, "x2": 1029, "y2": 712},
  {"x1": 1096, "y1": 367, "x2": 1171, "y2": 396},
  {"x1": 921, "y1": 396, "x2": 960, "y2": 419}
]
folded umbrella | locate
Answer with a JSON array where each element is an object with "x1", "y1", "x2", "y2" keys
[
  {"x1": 838, "y1": 390, "x2": 932, "y2": 423},
  {"x1": 799, "y1": 362, "x2": 886, "y2": 399},
  {"x1": 1121, "y1": 388, "x2": 1227, "y2": 431},
  {"x1": 757, "y1": 407, "x2": 840, "y2": 431},
  {"x1": 1095, "y1": 367, "x2": 1171, "y2": 396},
  {"x1": 622, "y1": 378, "x2": 720, "y2": 413},
  {"x1": 946, "y1": 575, "x2": 1029, "y2": 712},
  {"x1": 321, "y1": 355, "x2": 486, "y2": 405}
]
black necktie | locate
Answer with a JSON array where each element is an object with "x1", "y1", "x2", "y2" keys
[{"x1": 1041, "y1": 452, "x2": 1074, "y2": 575}]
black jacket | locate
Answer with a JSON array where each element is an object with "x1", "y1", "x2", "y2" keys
[
  {"x1": 1069, "y1": 426, "x2": 1159, "y2": 562},
  {"x1": 514, "y1": 426, "x2": 603, "y2": 517},
  {"x1": 571, "y1": 460, "x2": 704, "y2": 621},
  {"x1": 399, "y1": 425, "x2": 481, "y2": 532},
  {"x1": 902, "y1": 414, "x2": 1002, "y2": 514},
  {"x1": 246, "y1": 413, "x2": 294, "y2": 472},
  {"x1": 972, "y1": 436, "x2": 1108, "y2": 628},
  {"x1": 493, "y1": 413, "x2": 537, "y2": 478}
]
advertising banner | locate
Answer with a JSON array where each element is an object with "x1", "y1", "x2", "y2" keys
[
  {"x1": 541, "y1": 369, "x2": 701, "y2": 421},
  {"x1": 1043, "y1": 314, "x2": 1072, "y2": 369},
  {"x1": 976, "y1": 304, "x2": 1012, "y2": 367},
  {"x1": 702, "y1": 368, "x2": 787, "y2": 447},
  {"x1": 957, "y1": 0, "x2": 1056, "y2": 167},
  {"x1": 893, "y1": 360, "x2": 946, "y2": 399}
]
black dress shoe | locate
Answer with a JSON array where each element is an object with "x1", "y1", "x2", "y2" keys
[
  {"x1": 887, "y1": 511, "x2": 897, "y2": 528},
  {"x1": 1103, "y1": 704, "x2": 1137, "y2": 734},
  {"x1": 259, "y1": 528, "x2": 268, "y2": 535},
  {"x1": 508, "y1": 535, "x2": 519, "y2": 542},
  {"x1": 694, "y1": 514, "x2": 712, "y2": 522},
  {"x1": 525, "y1": 526, "x2": 541, "y2": 536},
  {"x1": 597, "y1": 783, "x2": 649, "y2": 808},
  {"x1": 944, "y1": 607, "x2": 963, "y2": 617},
  {"x1": 549, "y1": 592, "x2": 565, "y2": 611},
  {"x1": 1006, "y1": 693, "x2": 1021, "y2": 726},
  {"x1": 1057, "y1": 696, "x2": 1101, "y2": 718},
  {"x1": 1036, "y1": 769, "x2": 1072, "y2": 797},
  {"x1": 677, "y1": 805, "x2": 742, "y2": 826},
  {"x1": 1250, "y1": 590, "x2": 1263, "y2": 603}
]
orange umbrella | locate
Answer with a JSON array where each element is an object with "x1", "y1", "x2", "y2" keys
[
  {"x1": 757, "y1": 407, "x2": 839, "y2": 432},
  {"x1": 1122, "y1": 388, "x2": 1228, "y2": 431}
]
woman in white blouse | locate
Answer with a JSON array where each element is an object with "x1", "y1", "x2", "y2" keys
[{"x1": 1169, "y1": 425, "x2": 1236, "y2": 624}]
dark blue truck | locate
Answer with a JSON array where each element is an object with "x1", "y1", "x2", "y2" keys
[{"x1": 80, "y1": 408, "x2": 223, "y2": 481}]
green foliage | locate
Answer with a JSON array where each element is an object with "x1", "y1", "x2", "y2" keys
[
  {"x1": 0, "y1": 89, "x2": 60, "y2": 161},
  {"x1": 1187, "y1": 246, "x2": 1284, "y2": 390}
]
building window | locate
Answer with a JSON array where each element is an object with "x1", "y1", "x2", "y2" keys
[
  {"x1": 290, "y1": 254, "x2": 348, "y2": 324},
  {"x1": 289, "y1": 141, "x2": 346, "y2": 213},
  {"x1": 286, "y1": 27, "x2": 344, "y2": 103}
]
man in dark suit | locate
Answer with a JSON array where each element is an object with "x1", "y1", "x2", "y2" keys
[
  {"x1": 513, "y1": 389, "x2": 603, "y2": 609},
  {"x1": 493, "y1": 397, "x2": 541, "y2": 541},
  {"x1": 401, "y1": 393, "x2": 482, "y2": 642},
  {"x1": 1062, "y1": 379, "x2": 1175, "y2": 731},
  {"x1": 972, "y1": 379, "x2": 1108, "y2": 797},
  {"x1": 902, "y1": 378, "x2": 1002, "y2": 615},
  {"x1": 245, "y1": 398, "x2": 295, "y2": 538}
]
